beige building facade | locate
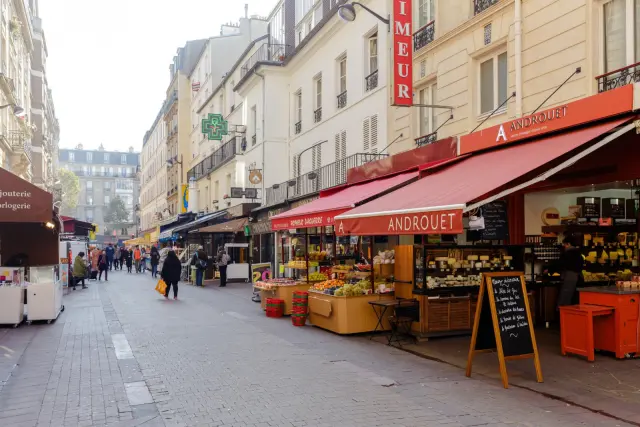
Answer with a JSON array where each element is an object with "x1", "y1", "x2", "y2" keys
[
  {"x1": 140, "y1": 109, "x2": 168, "y2": 232},
  {"x1": 391, "y1": 0, "x2": 640, "y2": 154}
]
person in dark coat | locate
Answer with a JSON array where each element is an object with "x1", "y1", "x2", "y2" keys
[
  {"x1": 98, "y1": 250, "x2": 108, "y2": 281},
  {"x1": 161, "y1": 250, "x2": 182, "y2": 300},
  {"x1": 120, "y1": 246, "x2": 127, "y2": 270},
  {"x1": 191, "y1": 246, "x2": 208, "y2": 287},
  {"x1": 150, "y1": 247, "x2": 160, "y2": 278},
  {"x1": 547, "y1": 235, "x2": 584, "y2": 307},
  {"x1": 125, "y1": 247, "x2": 133, "y2": 273}
]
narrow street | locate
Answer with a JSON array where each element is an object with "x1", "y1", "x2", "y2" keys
[{"x1": 0, "y1": 271, "x2": 631, "y2": 427}]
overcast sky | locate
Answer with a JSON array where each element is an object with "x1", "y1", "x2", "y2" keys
[{"x1": 39, "y1": 0, "x2": 278, "y2": 153}]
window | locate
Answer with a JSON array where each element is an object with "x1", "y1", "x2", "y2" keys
[
  {"x1": 251, "y1": 105, "x2": 257, "y2": 144},
  {"x1": 418, "y1": 84, "x2": 438, "y2": 136},
  {"x1": 603, "y1": 0, "x2": 640, "y2": 72},
  {"x1": 339, "y1": 56, "x2": 347, "y2": 94},
  {"x1": 104, "y1": 195, "x2": 110, "y2": 205},
  {"x1": 86, "y1": 152, "x2": 93, "y2": 163},
  {"x1": 363, "y1": 115, "x2": 379, "y2": 154},
  {"x1": 85, "y1": 209, "x2": 93, "y2": 222},
  {"x1": 417, "y1": 0, "x2": 435, "y2": 28},
  {"x1": 121, "y1": 154, "x2": 127, "y2": 164},
  {"x1": 103, "y1": 153, "x2": 109, "y2": 163},
  {"x1": 86, "y1": 195, "x2": 93, "y2": 205},
  {"x1": 68, "y1": 152, "x2": 75, "y2": 162},
  {"x1": 108, "y1": 167, "x2": 114, "y2": 176},
  {"x1": 311, "y1": 145, "x2": 322, "y2": 170},
  {"x1": 295, "y1": 90, "x2": 302, "y2": 134},
  {"x1": 104, "y1": 181, "x2": 111, "y2": 191},
  {"x1": 314, "y1": 75, "x2": 322, "y2": 110},
  {"x1": 86, "y1": 181, "x2": 93, "y2": 190},
  {"x1": 334, "y1": 130, "x2": 347, "y2": 182},
  {"x1": 368, "y1": 34, "x2": 378, "y2": 75},
  {"x1": 479, "y1": 52, "x2": 507, "y2": 115}
]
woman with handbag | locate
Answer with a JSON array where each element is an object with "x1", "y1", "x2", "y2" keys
[
  {"x1": 161, "y1": 250, "x2": 182, "y2": 300},
  {"x1": 191, "y1": 246, "x2": 208, "y2": 287}
]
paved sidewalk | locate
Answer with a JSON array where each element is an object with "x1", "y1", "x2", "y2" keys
[{"x1": 0, "y1": 271, "x2": 635, "y2": 426}]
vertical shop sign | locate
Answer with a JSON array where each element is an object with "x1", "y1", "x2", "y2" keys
[
  {"x1": 181, "y1": 185, "x2": 189, "y2": 213},
  {"x1": 393, "y1": 0, "x2": 412, "y2": 106}
]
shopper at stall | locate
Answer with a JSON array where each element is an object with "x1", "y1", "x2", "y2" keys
[
  {"x1": 549, "y1": 235, "x2": 584, "y2": 307},
  {"x1": 150, "y1": 246, "x2": 160, "y2": 278},
  {"x1": 191, "y1": 246, "x2": 208, "y2": 287},
  {"x1": 134, "y1": 246, "x2": 142, "y2": 273},
  {"x1": 125, "y1": 247, "x2": 133, "y2": 273},
  {"x1": 105, "y1": 243, "x2": 115, "y2": 271},
  {"x1": 114, "y1": 246, "x2": 121, "y2": 270},
  {"x1": 161, "y1": 250, "x2": 181, "y2": 300},
  {"x1": 72, "y1": 252, "x2": 88, "y2": 290},
  {"x1": 98, "y1": 250, "x2": 108, "y2": 281},
  {"x1": 217, "y1": 248, "x2": 231, "y2": 288}
]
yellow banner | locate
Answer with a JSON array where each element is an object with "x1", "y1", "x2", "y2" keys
[{"x1": 181, "y1": 185, "x2": 189, "y2": 213}]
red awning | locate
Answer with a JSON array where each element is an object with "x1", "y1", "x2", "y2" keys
[
  {"x1": 271, "y1": 171, "x2": 418, "y2": 231},
  {"x1": 334, "y1": 118, "x2": 630, "y2": 236},
  {"x1": 0, "y1": 168, "x2": 53, "y2": 223}
]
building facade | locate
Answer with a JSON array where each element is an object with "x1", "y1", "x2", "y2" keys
[
  {"x1": 391, "y1": 0, "x2": 640, "y2": 153},
  {"x1": 0, "y1": 0, "x2": 35, "y2": 181},
  {"x1": 140, "y1": 109, "x2": 168, "y2": 233},
  {"x1": 58, "y1": 146, "x2": 140, "y2": 238},
  {"x1": 29, "y1": 0, "x2": 59, "y2": 191}
]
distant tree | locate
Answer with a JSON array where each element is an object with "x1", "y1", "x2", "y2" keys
[
  {"x1": 104, "y1": 196, "x2": 130, "y2": 234},
  {"x1": 59, "y1": 169, "x2": 80, "y2": 215}
]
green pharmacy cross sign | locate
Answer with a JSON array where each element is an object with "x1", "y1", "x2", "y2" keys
[{"x1": 202, "y1": 113, "x2": 229, "y2": 141}]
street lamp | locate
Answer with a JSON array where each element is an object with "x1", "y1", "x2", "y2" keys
[
  {"x1": 338, "y1": 2, "x2": 390, "y2": 27},
  {"x1": 0, "y1": 104, "x2": 26, "y2": 117}
]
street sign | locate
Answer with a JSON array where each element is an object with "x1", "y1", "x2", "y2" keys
[{"x1": 202, "y1": 113, "x2": 229, "y2": 141}]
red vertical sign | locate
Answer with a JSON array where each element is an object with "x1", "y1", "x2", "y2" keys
[{"x1": 393, "y1": 0, "x2": 412, "y2": 106}]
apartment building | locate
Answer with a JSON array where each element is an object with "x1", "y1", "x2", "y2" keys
[
  {"x1": 140, "y1": 109, "x2": 168, "y2": 233},
  {"x1": 29, "y1": 0, "x2": 59, "y2": 191},
  {"x1": 0, "y1": 0, "x2": 34, "y2": 181},
  {"x1": 58, "y1": 146, "x2": 140, "y2": 238},
  {"x1": 394, "y1": 0, "x2": 640, "y2": 152}
]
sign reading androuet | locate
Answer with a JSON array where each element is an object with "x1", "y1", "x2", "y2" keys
[
  {"x1": 334, "y1": 209, "x2": 463, "y2": 236},
  {"x1": 0, "y1": 168, "x2": 53, "y2": 223}
]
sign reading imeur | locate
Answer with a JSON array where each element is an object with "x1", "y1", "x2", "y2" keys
[{"x1": 393, "y1": 0, "x2": 412, "y2": 106}]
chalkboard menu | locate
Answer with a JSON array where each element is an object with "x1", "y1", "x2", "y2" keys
[
  {"x1": 466, "y1": 272, "x2": 542, "y2": 388},
  {"x1": 467, "y1": 201, "x2": 509, "y2": 241},
  {"x1": 491, "y1": 275, "x2": 534, "y2": 357}
]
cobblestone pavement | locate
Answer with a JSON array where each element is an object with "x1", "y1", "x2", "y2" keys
[{"x1": 0, "y1": 270, "x2": 635, "y2": 427}]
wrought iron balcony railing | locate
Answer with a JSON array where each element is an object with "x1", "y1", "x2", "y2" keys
[
  {"x1": 186, "y1": 139, "x2": 237, "y2": 182},
  {"x1": 415, "y1": 131, "x2": 437, "y2": 147},
  {"x1": 474, "y1": 0, "x2": 499, "y2": 15},
  {"x1": 365, "y1": 70, "x2": 378, "y2": 92},
  {"x1": 8, "y1": 130, "x2": 30, "y2": 161},
  {"x1": 596, "y1": 62, "x2": 640, "y2": 93},
  {"x1": 294, "y1": 121, "x2": 301, "y2": 134},
  {"x1": 314, "y1": 107, "x2": 322, "y2": 123},
  {"x1": 265, "y1": 153, "x2": 388, "y2": 206},
  {"x1": 413, "y1": 21, "x2": 435, "y2": 52},
  {"x1": 73, "y1": 170, "x2": 137, "y2": 178},
  {"x1": 337, "y1": 91, "x2": 347, "y2": 109},
  {"x1": 240, "y1": 43, "x2": 287, "y2": 78}
]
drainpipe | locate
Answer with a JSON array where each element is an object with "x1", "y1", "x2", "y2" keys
[
  {"x1": 255, "y1": 71, "x2": 266, "y2": 203},
  {"x1": 514, "y1": 0, "x2": 523, "y2": 117}
]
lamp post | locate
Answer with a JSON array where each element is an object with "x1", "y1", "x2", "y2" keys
[
  {"x1": 338, "y1": 2, "x2": 390, "y2": 27},
  {"x1": 0, "y1": 104, "x2": 26, "y2": 117}
]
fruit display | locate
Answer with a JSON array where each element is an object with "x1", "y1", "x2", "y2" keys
[
  {"x1": 308, "y1": 251, "x2": 328, "y2": 261},
  {"x1": 354, "y1": 264, "x2": 371, "y2": 272},
  {"x1": 287, "y1": 260, "x2": 306, "y2": 269},
  {"x1": 254, "y1": 279, "x2": 297, "y2": 290},
  {"x1": 308, "y1": 272, "x2": 327, "y2": 282},
  {"x1": 311, "y1": 279, "x2": 345, "y2": 291},
  {"x1": 332, "y1": 265, "x2": 353, "y2": 272}
]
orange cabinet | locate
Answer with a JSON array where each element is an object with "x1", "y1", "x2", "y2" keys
[{"x1": 579, "y1": 288, "x2": 640, "y2": 358}]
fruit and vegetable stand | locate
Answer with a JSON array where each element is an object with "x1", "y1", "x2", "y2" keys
[
  {"x1": 255, "y1": 279, "x2": 311, "y2": 315},
  {"x1": 308, "y1": 292, "x2": 395, "y2": 334}
]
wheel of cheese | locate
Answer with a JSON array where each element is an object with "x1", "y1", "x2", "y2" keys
[{"x1": 541, "y1": 207, "x2": 561, "y2": 226}]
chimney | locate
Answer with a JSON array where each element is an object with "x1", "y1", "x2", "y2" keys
[{"x1": 245, "y1": 4, "x2": 248, "y2": 18}]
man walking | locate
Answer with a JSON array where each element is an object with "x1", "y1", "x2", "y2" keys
[
  {"x1": 217, "y1": 248, "x2": 231, "y2": 288},
  {"x1": 134, "y1": 246, "x2": 142, "y2": 273},
  {"x1": 105, "y1": 243, "x2": 115, "y2": 271},
  {"x1": 114, "y1": 245, "x2": 121, "y2": 270}
]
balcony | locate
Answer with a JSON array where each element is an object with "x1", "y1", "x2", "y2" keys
[
  {"x1": 474, "y1": 0, "x2": 499, "y2": 15},
  {"x1": 314, "y1": 108, "x2": 322, "y2": 123},
  {"x1": 164, "y1": 91, "x2": 178, "y2": 115},
  {"x1": 415, "y1": 132, "x2": 437, "y2": 147},
  {"x1": 413, "y1": 21, "x2": 435, "y2": 52},
  {"x1": 337, "y1": 91, "x2": 347, "y2": 109},
  {"x1": 186, "y1": 139, "x2": 237, "y2": 182},
  {"x1": 265, "y1": 153, "x2": 388, "y2": 206},
  {"x1": 365, "y1": 70, "x2": 378, "y2": 92},
  {"x1": 8, "y1": 130, "x2": 30, "y2": 162},
  {"x1": 294, "y1": 121, "x2": 302, "y2": 135},
  {"x1": 240, "y1": 43, "x2": 287, "y2": 78},
  {"x1": 0, "y1": 73, "x2": 17, "y2": 102},
  {"x1": 596, "y1": 62, "x2": 640, "y2": 93},
  {"x1": 73, "y1": 170, "x2": 137, "y2": 178}
]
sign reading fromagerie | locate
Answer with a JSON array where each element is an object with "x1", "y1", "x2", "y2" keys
[
  {"x1": 335, "y1": 209, "x2": 463, "y2": 236},
  {"x1": 271, "y1": 208, "x2": 349, "y2": 231}
]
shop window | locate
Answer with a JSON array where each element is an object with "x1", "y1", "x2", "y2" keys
[{"x1": 479, "y1": 51, "x2": 507, "y2": 115}]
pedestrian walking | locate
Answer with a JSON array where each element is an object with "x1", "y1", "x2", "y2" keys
[
  {"x1": 114, "y1": 246, "x2": 121, "y2": 270},
  {"x1": 72, "y1": 252, "x2": 88, "y2": 290},
  {"x1": 150, "y1": 246, "x2": 160, "y2": 278},
  {"x1": 217, "y1": 248, "x2": 231, "y2": 288},
  {"x1": 126, "y1": 247, "x2": 133, "y2": 273},
  {"x1": 191, "y1": 246, "x2": 208, "y2": 287},
  {"x1": 90, "y1": 246, "x2": 100, "y2": 280},
  {"x1": 98, "y1": 250, "x2": 108, "y2": 281},
  {"x1": 161, "y1": 250, "x2": 181, "y2": 300},
  {"x1": 134, "y1": 246, "x2": 142, "y2": 273},
  {"x1": 105, "y1": 243, "x2": 115, "y2": 271},
  {"x1": 120, "y1": 246, "x2": 127, "y2": 271}
]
